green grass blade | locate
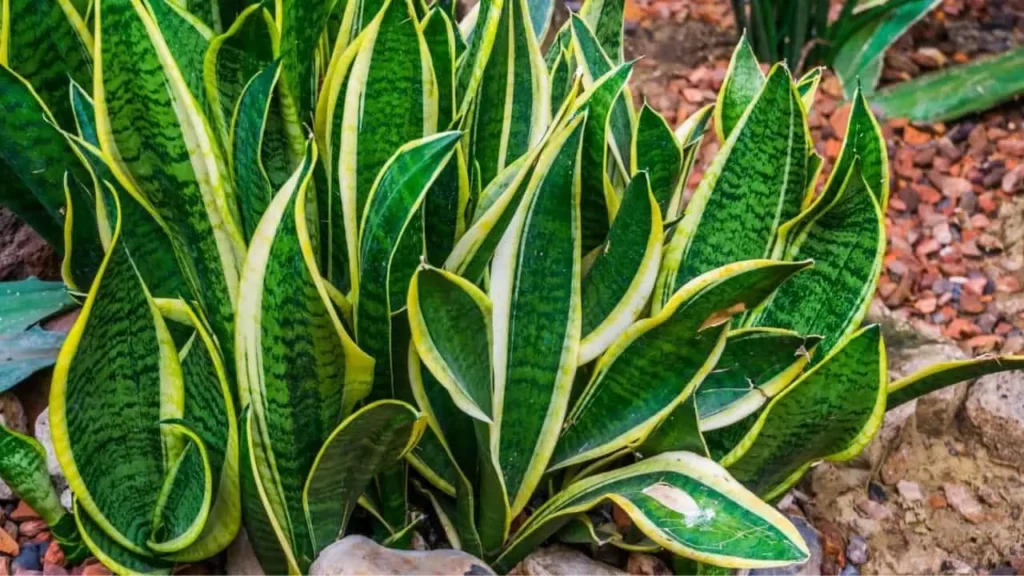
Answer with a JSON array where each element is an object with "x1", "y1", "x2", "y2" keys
[
  {"x1": 579, "y1": 173, "x2": 662, "y2": 364},
  {"x1": 872, "y1": 46, "x2": 1024, "y2": 122},
  {"x1": 726, "y1": 326, "x2": 886, "y2": 500},
  {"x1": 657, "y1": 65, "x2": 806, "y2": 313},
  {"x1": 303, "y1": 400, "x2": 425, "y2": 555},
  {"x1": 714, "y1": 33, "x2": 765, "y2": 142},
  {"x1": 490, "y1": 115, "x2": 585, "y2": 515},
  {"x1": 493, "y1": 452, "x2": 809, "y2": 572},
  {"x1": 553, "y1": 259, "x2": 810, "y2": 471}
]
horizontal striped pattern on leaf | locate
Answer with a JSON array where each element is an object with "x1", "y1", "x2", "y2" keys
[
  {"x1": 493, "y1": 452, "x2": 809, "y2": 572},
  {"x1": 726, "y1": 325, "x2": 887, "y2": 500},
  {"x1": 631, "y1": 106, "x2": 682, "y2": 217}
]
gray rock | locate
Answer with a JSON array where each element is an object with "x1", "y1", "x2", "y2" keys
[
  {"x1": 965, "y1": 371, "x2": 1024, "y2": 467},
  {"x1": 746, "y1": 516, "x2": 821, "y2": 576},
  {"x1": 0, "y1": 394, "x2": 28, "y2": 501},
  {"x1": 33, "y1": 408, "x2": 68, "y2": 493},
  {"x1": 226, "y1": 529, "x2": 264, "y2": 576},
  {"x1": 840, "y1": 565, "x2": 860, "y2": 576},
  {"x1": 845, "y1": 534, "x2": 868, "y2": 566},
  {"x1": 311, "y1": 535, "x2": 495, "y2": 576},
  {"x1": 509, "y1": 545, "x2": 623, "y2": 575}
]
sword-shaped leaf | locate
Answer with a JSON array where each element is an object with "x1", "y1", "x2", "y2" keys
[
  {"x1": 0, "y1": 66, "x2": 93, "y2": 250},
  {"x1": 695, "y1": 329, "x2": 819, "y2": 432},
  {"x1": 422, "y1": 8, "x2": 458, "y2": 130},
  {"x1": 148, "y1": 0, "x2": 213, "y2": 111},
  {"x1": 94, "y1": 0, "x2": 245, "y2": 361},
  {"x1": 726, "y1": 325, "x2": 887, "y2": 501},
  {"x1": 748, "y1": 162, "x2": 884, "y2": 360},
  {"x1": 631, "y1": 106, "x2": 682, "y2": 217},
  {"x1": 50, "y1": 190, "x2": 185, "y2": 554},
  {"x1": 409, "y1": 267, "x2": 493, "y2": 422},
  {"x1": 795, "y1": 67, "x2": 822, "y2": 111},
  {"x1": 888, "y1": 355, "x2": 1024, "y2": 409},
  {"x1": 0, "y1": 425, "x2": 89, "y2": 564},
  {"x1": 303, "y1": 400, "x2": 425, "y2": 555},
  {"x1": 277, "y1": 0, "x2": 341, "y2": 121},
  {"x1": 577, "y1": 0, "x2": 624, "y2": 64},
  {"x1": 340, "y1": 0, "x2": 438, "y2": 287},
  {"x1": 569, "y1": 61, "x2": 631, "y2": 252},
  {"x1": 656, "y1": 65, "x2": 806, "y2": 313},
  {"x1": 569, "y1": 15, "x2": 633, "y2": 187},
  {"x1": 455, "y1": 0, "x2": 503, "y2": 117},
  {"x1": 821, "y1": 88, "x2": 889, "y2": 208},
  {"x1": 467, "y1": 0, "x2": 549, "y2": 189},
  {"x1": 493, "y1": 452, "x2": 810, "y2": 572},
  {"x1": 236, "y1": 141, "x2": 373, "y2": 571},
  {"x1": 490, "y1": 115, "x2": 585, "y2": 515},
  {"x1": 61, "y1": 172, "x2": 103, "y2": 291},
  {"x1": 552, "y1": 259, "x2": 811, "y2": 471},
  {"x1": 579, "y1": 173, "x2": 662, "y2": 364},
  {"x1": 1, "y1": 0, "x2": 92, "y2": 128},
  {"x1": 148, "y1": 424, "x2": 213, "y2": 554},
  {"x1": 669, "y1": 103, "x2": 713, "y2": 219},
  {"x1": 204, "y1": 4, "x2": 277, "y2": 150},
  {"x1": 636, "y1": 395, "x2": 707, "y2": 457},
  {"x1": 69, "y1": 81, "x2": 99, "y2": 148},
  {"x1": 353, "y1": 132, "x2": 460, "y2": 401},
  {"x1": 714, "y1": 34, "x2": 763, "y2": 142}
]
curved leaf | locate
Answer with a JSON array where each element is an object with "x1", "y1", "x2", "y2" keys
[
  {"x1": 493, "y1": 451, "x2": 810, "y2": 572},
  {"x1": 726, "y1": 325, "x2": 887, "y2": 501},
  {"x1": 74, "y1": 501, "x2": 173, "y2": 576},
  {"x1": 888, "y1": 355, "x2": 1024, "y2": 409}
]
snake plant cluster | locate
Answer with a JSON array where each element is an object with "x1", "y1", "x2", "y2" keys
[{"x1": 0, "y1": 0, "x2": 1021, "y2": 573}]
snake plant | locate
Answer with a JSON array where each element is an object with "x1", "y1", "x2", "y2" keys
[{"x1": 0, "y1": 0, "x2": 1021, "y2": 574}]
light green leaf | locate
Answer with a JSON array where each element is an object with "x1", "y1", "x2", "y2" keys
[
  {"x1": 714, "y1": 33, "x2": 764, "y2": 142},
  {"x1": 493, "y1": 451, "x2": 810, "y2": 572},
  {"x1": 0, "y1": 327, "x2": 66, "y2": 394},
  {"x1": 888, "y1": 355, "x2": 1024, "y2": 409}
]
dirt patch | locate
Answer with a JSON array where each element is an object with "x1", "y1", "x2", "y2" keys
[{"x1": 0, "y1": 209, "x2": 60, "y2": 281}]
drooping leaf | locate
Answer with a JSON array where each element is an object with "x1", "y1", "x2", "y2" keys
[
  {"x1": 493, "y1": 452, "x2": 810, "y2": 572},
  {"x1": 61, "y1": 171, "x2": 104, "y2": 291},
  {"x1": 714, "y1": 33, "x2": 764, "y2": 142},
  {"x1": 303, "y1": 400, "x2": 425, "y2": 555},
  {"x1": 236, "y1": 141, "x2": 373, "y2": 571},
  {"x1": 888, "y1": 355, "x2": 1024, "y2": 409},
  {"x1": 656, "y1": 65, "x2": 806, "y2": 312},
  {"x1": 631, "y1": 105, "x2": 682, "y2": 217},
  {"x1": 831, "y1": 0, "x2": 941, "y2": 97},
  {"x1": 490, "y1": 115, "x2": 585, "y2": 515},
  {"x1": 726, "y1": 325, "x2": 887, "y2": 501},
  {"x1": 0, "y1": 327, "x2": 66, "y2": 394},
  {"x1": 695, "y1": 329, "x2": 818, "y2": 432},
  {"x1": 552, "y1": 259, "x2": 811, "y2": 471},
  {"x1": 872, "y1": 46, "x2": 1024, "y2": 123},
  {"x1": 579, "y1": 173, "x2": 662, "y2": 364},
  {"x1": 0, "y1": 278, "x2": 75, "y2": 333}
]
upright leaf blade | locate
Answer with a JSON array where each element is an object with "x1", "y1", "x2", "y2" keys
[
  {"x1": 714, "y1": 33, "x2": 764, "y2": 141},
  {"x1": 631, "y1": 106, "x2": 682, "y2": 217}
]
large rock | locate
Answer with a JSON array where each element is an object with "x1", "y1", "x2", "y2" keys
[
  {"x1": 965, "y1": 371, "x2": 1024, "y2": 467},
  {"x1": 509, "y1": 545, "x2": 624, "y2": 575},
  {"x1": 888, "y1": 341, "x2": 968, "y2": 437},
  {"x1": 34, "y1": 408, "x2": 68, "y2": 493},
  {"x1": 310, "y1": 535, "x2": 494, "y2": 576}
]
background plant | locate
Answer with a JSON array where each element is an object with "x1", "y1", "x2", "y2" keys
[
  {"x1": 0, "y1": 0, "x2": 1022, "y2": 574},
  {"x1": 729, "y1": 0, "x2": 1024, "y2": 121}
]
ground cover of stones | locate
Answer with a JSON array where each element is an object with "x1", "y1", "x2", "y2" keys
[{"x1": 1, "y1": 0, "x2": 1022, "y2": 573}]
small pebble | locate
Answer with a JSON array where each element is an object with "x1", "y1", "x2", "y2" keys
[
  {"x1": 847, "y1": 534, "x2": 869, "y2": 565},
  {"x1": 840, "y1": 564, "x2": 860, "y2": 576},
  {"x1": 13, "y1": 541, "x2": 44, "y2": 572}
]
